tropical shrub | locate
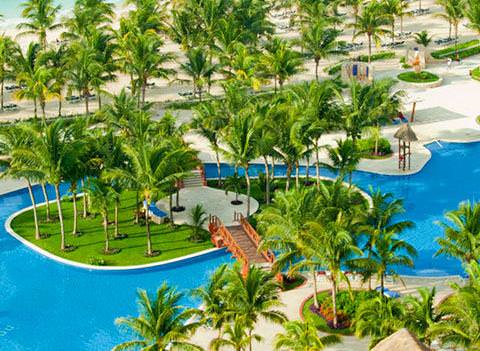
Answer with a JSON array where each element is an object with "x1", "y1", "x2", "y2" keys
[{"x1": 357, "y1": 137, "x2": 392, "y2": 156}]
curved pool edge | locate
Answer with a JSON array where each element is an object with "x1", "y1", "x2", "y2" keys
[{"x1": 5, "y1": 202, "x2": 222, "y2": 272}]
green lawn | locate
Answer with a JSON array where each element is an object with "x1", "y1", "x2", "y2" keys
[
  {"x1": 10, "y1": 191, "x2": 213, "y2": 266},
  {"x1": 431, "y1": 39, "x2": 480, "y2": 59},
  {"x1": 397, "y1": 71, "x2": 440, "y2": 83}
]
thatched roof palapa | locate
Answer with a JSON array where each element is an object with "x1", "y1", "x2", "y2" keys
[
  {"x1": 371, "y1": 328, "x2": 430, "y2": 351},
  {"x1": 394, "y1": 124, "x2": 418, "y2": 142}
]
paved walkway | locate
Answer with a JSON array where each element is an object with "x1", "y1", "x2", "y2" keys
[{"x1": 156, "y1": 186, "x2": 259, "y2": 226}]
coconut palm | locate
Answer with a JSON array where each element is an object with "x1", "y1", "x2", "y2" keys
[
  {"x1": 86, "y1": 178, "x2": 118, "y2": 254},
  {"x1": 222, "y1": 113, "x2": 258, "y2": 217},
  {"x1": 436, "y1": 201, "x2": 480, "y2": 265},
  {"x1": 353, "y1": 1, "x2": 391, "y2": 64},
  {"x1": 210, "y1": 317, "x2": 260, "y2": 351},
  {"x1": 260, "y1": 37, "x2": 304, "y2": 91},
  {"x1": 0, "y1": 35, "x2": 17, "y2": 111},
  {"x1": 226, "y1": 264, "x2": 287, "y2": 351},
  {"x1": 179, "y1": 47, "x2": 217, "y2": 100},
  {"x1": 192, "y1": 101, "x2": 229, "y2": 186},
  {"x1": 257, "y1": 188, "x2": 324, "y2": 308},
  {"x1": 301, "y1": 23, "x2": 341, "y2": 80},
  {"x1": 354, "y1": 295, "x2": 406, "y2": 348},
  {"x1": 435, "y1": 0, "x2": 466, "y2": 59},
  {"x1": 382, "y1": 0, "x2": 402, "y2": 44},
  {"x1": 189, "y1": 204, "x2": 208, "y2": 242},
  {"x1": 466, "y1": 0, "x2": 480, "y2": 35},
  {"x1": 404, "y1": 287, "x2": 439, "y2": 345},
  {"x1": 63, "y1": 0, "x2": 114, "y2": 41},
  {"x1": 224, "y1": 173, "x2": 245, "y2": 205},
  {"x1": 309, "y1": 211, "x2": 363, "y2": 328},
  {"x1": 192, "y1": 264, "x2": 230, "y2": 338},
  {"x1": 17, "y1": 0, "x2": 62, "y2": 49},
  {"x1": 113, "y1": 284, "x2": 202, "y2": 351},
  {"x1": 345, "y1": 0, "x2": 364, "y2": 40},
  {"x1": 274, "y1": 320, "x2": 341, "y2": 350},
  {"x1": 324, "y1": 139, "x2": 360, "y2": 185},
  {"x1": 0, "y1": 125, "x2": 43, "y2": 239},
  {"x1": 429, "y1": 261, "x2": 480, "y2": 350},
  {"x1": 414, "y1": 30, "x2": 433, "y2": 48},
  {"x1": 119, "y1": 28, "x2": 174, "y2": 107}
]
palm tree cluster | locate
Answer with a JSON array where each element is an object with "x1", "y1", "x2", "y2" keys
[
  {"x1": 193, "y1": 77, "x2": 403, "y2": 214},
  {"x1": 0, "y1": 96, "x2": 198, "y2": 257},
  {"x1": 0, "y1": 0, "x2": 476, "y2": 120},
  {"x1": 257, "y1": 182, "x2": 416, "y2": 330}
]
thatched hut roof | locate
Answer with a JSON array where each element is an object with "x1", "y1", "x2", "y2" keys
[
  {"x1": 372, "y1": 329, "x2": 430, "y2": 351},
  {"x1": 394, "y1": 124, "x2": 418, "y2": 142}
]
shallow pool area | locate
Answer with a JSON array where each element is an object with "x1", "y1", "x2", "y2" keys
[{"x1": 0, "y1": 140, "x2": 477, "y2": 349}]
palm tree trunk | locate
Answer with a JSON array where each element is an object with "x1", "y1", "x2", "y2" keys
[
  {"x1": 58, "y1": 96, "x2": 62, "y2": 117},
  {"x1": 400, "y1": 15, "x2": 404, "y2": 33},
  {"x1": 215, "y1": 149, "x2": 222, "y2": 186},
  {"x1": 315, "y1": 143, "x2": 321, "y2": 189},
  {"x1": 114, "y1": 199, "x2": 119, "y2": 238},
  {"x1": 41, "y1": 182, "x2": 51, "y2": 222},
  {"x1": 305, "y1": 156, "x2": 310, "y2": 183},
  {"x1": 418, "y1": 0, "x2": 422, "y2": 10},
  {"x1": 315, "y1": 59, "x2": 320, "y2": 81},
  {"x1": 368, "y1": 34, "x2": 372, "y2": 64},
  {"x1": 332, "y1": 276, "x2": 338, "y2": 328},
  {"x1": 145, "y1": 205, "x2": 153, "y2": 256},
  {"x1": 141, "y1": 82, "x2": 146, "y2": 107},
  {"x1": 85, "y1": 93, "x2": 89, "y2": 115},
  {"x1": 312, "y1": 267, "x2": 319, "y2": 308},
  {"x1": 285, "y1": 164, "x2": 292, "y2": 191},
  {"x1": 245, "y1": 164, "x2": 251, "y2": 217},
  {"x1": 249, "y1": 329, "x2": 253, "y2": 351},
  {"x1": 41, "y1": 100, "x2": 46, "y2": 125},
  {"x1": 392, "y1": 21, "x2": 395, "y2": 45},
  {"x1": 295, "y1": 161, "x2": 300, "y2": 189},
  {"x1": 103, "y1": 213, "x2": 109, "y2": 253},
  {"x1": 381, "y1": 272, "x2": 385, "y2": 297},
  {"x1": 169, "y1": 187, "x2": 175, "y2": 225},
  {"x1": 27, "y1": 179, "x2": 40, "y2": 240},
  {"x1": 455, "y1": 24, "x2": 459, "y2": 60},
  {"x1": 1, "y1": 78, "x2": 4, "y2": 110},
  {"x1": 55, "y1": 184, "x2": 66, "y2": 251},
  {"x1": 97, "y1": 89, "x2": 102, "y2": 110},
  {"x1": 135, "y1": 190, "x2": 139, "y2": 224},
  {"x1": 352, "y1": 7, "x2": 358, "y2": 41},
  {"x1": 263, "y1": 156, "x2": 270, "y2": 204},
  {"x1": 33, "y1": 97, "x2": 38, "y2": 120},
  {"x1": 175, "y1": 186, "x2": 180, "y2": 208},
  {"x1": 72, "y1": 190, "x2": 78, "y2": 235},
  {"x1": 81, "y1": 179, "x2": 88, "y2": 218},
  {"x1": 271, "y1": 157, "x2": 275, "y2": 181}
]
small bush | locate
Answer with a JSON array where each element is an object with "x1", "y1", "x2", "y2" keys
[
  {"x1": 88, "y1": 256, "x2": 106, "y2": 266},
  {"x1": 357, "y1": 137, "x2": 392, "y2": 156},
  {"x1": 472, "y1": 67, "x2": 480, "y2": 81}
]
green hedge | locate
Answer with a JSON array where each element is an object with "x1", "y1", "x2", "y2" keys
[
  {"x1": 358, "y1": 137, "x2": 392, "y2": 156},
  {"x1": 397, "y1": 71, "x2": 440, "y2": 83},
  {"x1": 356, "y1": 51, "x2": 396, "y2": 62},
  {"x1": 473, "y1": 67, "x2": 480, "y2": 81},
  {"x1": 431, "y1": 39, "x2": 480, "y2": 59}
]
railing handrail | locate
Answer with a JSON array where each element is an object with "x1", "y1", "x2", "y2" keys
[{"x1": 235, "y1": 212, "x2": 275, "y2": 264}]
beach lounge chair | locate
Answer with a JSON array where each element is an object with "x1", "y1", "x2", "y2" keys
[
  {"x1": 149, "y1": 204, "x2": 168, "y2": 224},
  {"x1": 375, "y1": 286, "x2": 401, "y2": 298}
]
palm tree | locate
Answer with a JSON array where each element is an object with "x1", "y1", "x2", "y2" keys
[
  {"x1": 353, "y1": 1, "x2": 391, "y2": 64},
  {"x1": 192, "y1": 101, "x2": 229, "y2": 186},
  {"x1": 17, "y1": 0, "x2": 62, "y2": 49},
  {"x1": 360, "y1": 189, "x2": 414, "y2": 289},
  {"x1": 436, "y1": 201, "x2": 480, "y2": 265},
  {"x1": 114, "y1": 284, "x2": 202, "y2": 351},
  {"x1": 435, "y1": 0, "x2": 466, "y2": 59},
  {"x1": 324, "y1": 139, "x2": 360, "y2": 185},
  {"x1": 210, "y1": 317, "x2": 260, "y2": 351},
  {"x1": 404, "y1": 287, "x2": 439, "y2": 345},
  {"x1": 274, "y1": 320, "x2": 341, "y2": 350},
  {"x1": 119, "y1": 28, "x2": 175, "y2": 106},
  {"x1": 257, "y1": 188, "x2": 324, "y2": 308},
  {"x1": 301, "y1": 23, "x2": 341, "y2": 80},
  {"x1": 178, "y1": 47, "x2": 217, "y2": 100},
  {"x1": 192, "y1": 264, "x2": 230, "y2": 338},
  {"x1": 466, "y1": 0, "x2": 480, "y2": 35},
  {"x1": 226, "y1": 264, "x2": 287, "y2": 351},
  {"x1": 354, "y1": 295, "x2": 406, "y2": 348},
  {"x1": 86, "y1": 178, "x2": 118, "y2": 254},
  {"x1": 63, "y1": 0, "x2": 114, "y2": 41},
  {"x1": 309, "y1": 211, "x2": 363, "y2": 328},
  {"x1": 222, "y1": 114, "x2": 258, "y2": 217},
  {"x1": 260, "y1": 37, "x2": 304, "y2": 91},
  {"x1": 0, "y1": 35, "x2": 17, "y2": 111},
  {"x1": 414, "y1": 30, "x2": 433, "y2": 49},
  {"x1": 0, "y1": 125, "x2": 43, "y2": 239},
  {"x1": 224, "y1": 173, "x2": 245, "y2": 205},
  {"x1": 382, "y1": 0, "x2": 402, "y2": 44}
]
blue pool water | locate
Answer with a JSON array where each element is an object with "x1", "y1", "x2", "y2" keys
[
  {"x1": 0, "y1": 185, "x2": 233, "y2": 350},
  {"x1": 205, "y1": 141, "x2": 480, "y2": 277},
  {"x1": 0, "y1": 140, "x2": 476, "y2": 350}
]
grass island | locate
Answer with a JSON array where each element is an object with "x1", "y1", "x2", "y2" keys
[{"x1": 397, "y1": 71, "x2": 441, "y2": 83}]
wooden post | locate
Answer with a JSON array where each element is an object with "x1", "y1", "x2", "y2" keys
[{"x1": 410, "y1": 101, "x2": 417, "y2": 123}]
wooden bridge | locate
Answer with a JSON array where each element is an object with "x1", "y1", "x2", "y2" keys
[{"x1": 208, "y1": 212, "x2": 275, "y2": 276}]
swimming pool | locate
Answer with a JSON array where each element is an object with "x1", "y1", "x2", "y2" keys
[
  {"x1": 205, "y1": 141, "x2": 478, "y2": 277},
  {"x1": 0, "y1": 185, "x2": 233, "y2": 350},
  {"x1": 0, "y1": 140, "x2": 474, "y2": 349}
]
